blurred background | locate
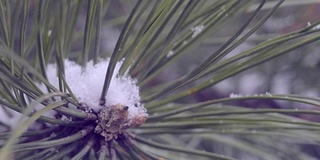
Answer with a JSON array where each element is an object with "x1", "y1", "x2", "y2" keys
[
  {"x1": 2, "y1": 1, "x2": 320, "y2": 159},
  {"x1": 71, "y1": 1, "x2": 320, "y2": 120}
]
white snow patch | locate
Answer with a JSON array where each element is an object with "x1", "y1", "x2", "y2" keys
[
  {"x1": 45, "y1": 59, "x2": 147, "y2": 124},
  {"x1": 230, "y1": 93, "x2": 241, "y2": 98},
  {"x1": 191, "y1": 25, "x2": 204, "y2": 38},
  {"x1": 265, "y1": 92, "x2": 272, "y2": 96},
  {"x1": 166, "y1": 51, "x2": 174, "y2": 58},
  {"x1": 307, "y1": 22, "x2": 311, "y2": 27},
  {"x1": 48, "y1": 30, "x2": 52, "y2": 36},
  {"x1": 307, "y1": 22, "x2": 320, "y2": 30},
  {"x1": 313, "y1": 24, "x2": 320, "y2": 30}
]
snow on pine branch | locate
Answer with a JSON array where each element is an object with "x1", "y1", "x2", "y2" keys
[{"x1": 46, "y1": 59, "x2": 147, "y2": 125}]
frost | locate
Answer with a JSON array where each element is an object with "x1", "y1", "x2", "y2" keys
[
  {"x1": 166, "y1": 51, "x2": 174, "y2": 58},
  {"x1": 191, "y1": 25, "x2": 204, "y2": 38},
  {"x1": 230, "y1": 93, "x2": 241, "y2": 98},
  {"x1": 265, "y1": 92, "x2": 272, "y2": 96},
  {"x1": 45, "y1": 59, "x2": 147, "y2": 125},
  {"x1": 307, "y1": 22, "x2": 311, "y2": 27},
  {"x1": 230, "y1": 92, "x2": 273, "y2": 99},
  {"x1": 313, "y1": 24, "x2": 320, "y2": 30},
  {"x1": 307, "y1": 22, "x2": 320, "y2": 30}
]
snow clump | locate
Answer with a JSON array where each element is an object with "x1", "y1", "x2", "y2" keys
[{"x1": 45, "y1": 59, "x2": 147, "y2": 125}]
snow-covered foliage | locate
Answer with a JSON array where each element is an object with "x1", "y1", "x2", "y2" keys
[{"x1": 46, "y1": 59, "x2": 147, "y2": 125}]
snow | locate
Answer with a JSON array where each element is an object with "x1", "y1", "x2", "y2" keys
[
  {"x1": 166, "y1": 51, "x2": 174, "y2": 58},
  {"x1": 265, "y1": 92, "x2": 272, "y2": 96},
  {"x1": 0, "y1": 59, "x2": 147, "y2": 128},
  {"x1": 307, "y1": 22, "x2": 320, "y2": 30},
  {"x1": 230, "y1": 93, "x2": 241, "y2": 98},
  {"x1": 191, "y1": 25, "x2": 204, "y2": 38},
  {"x1": 229, "y1": 92, "x2": 273, "y2": 98},
  {"x1": 313, "y1": 24, "x2": 320, "y2": 30},
  {"x1": 307, "y1": 22, "x2": 311, "y2": 27},
  {"x1": 48, "y1": 30, "x2": 52, "y2": 36},
  {"x1": 45, "y1": 59, "x2": 147, "y2": 125}
]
